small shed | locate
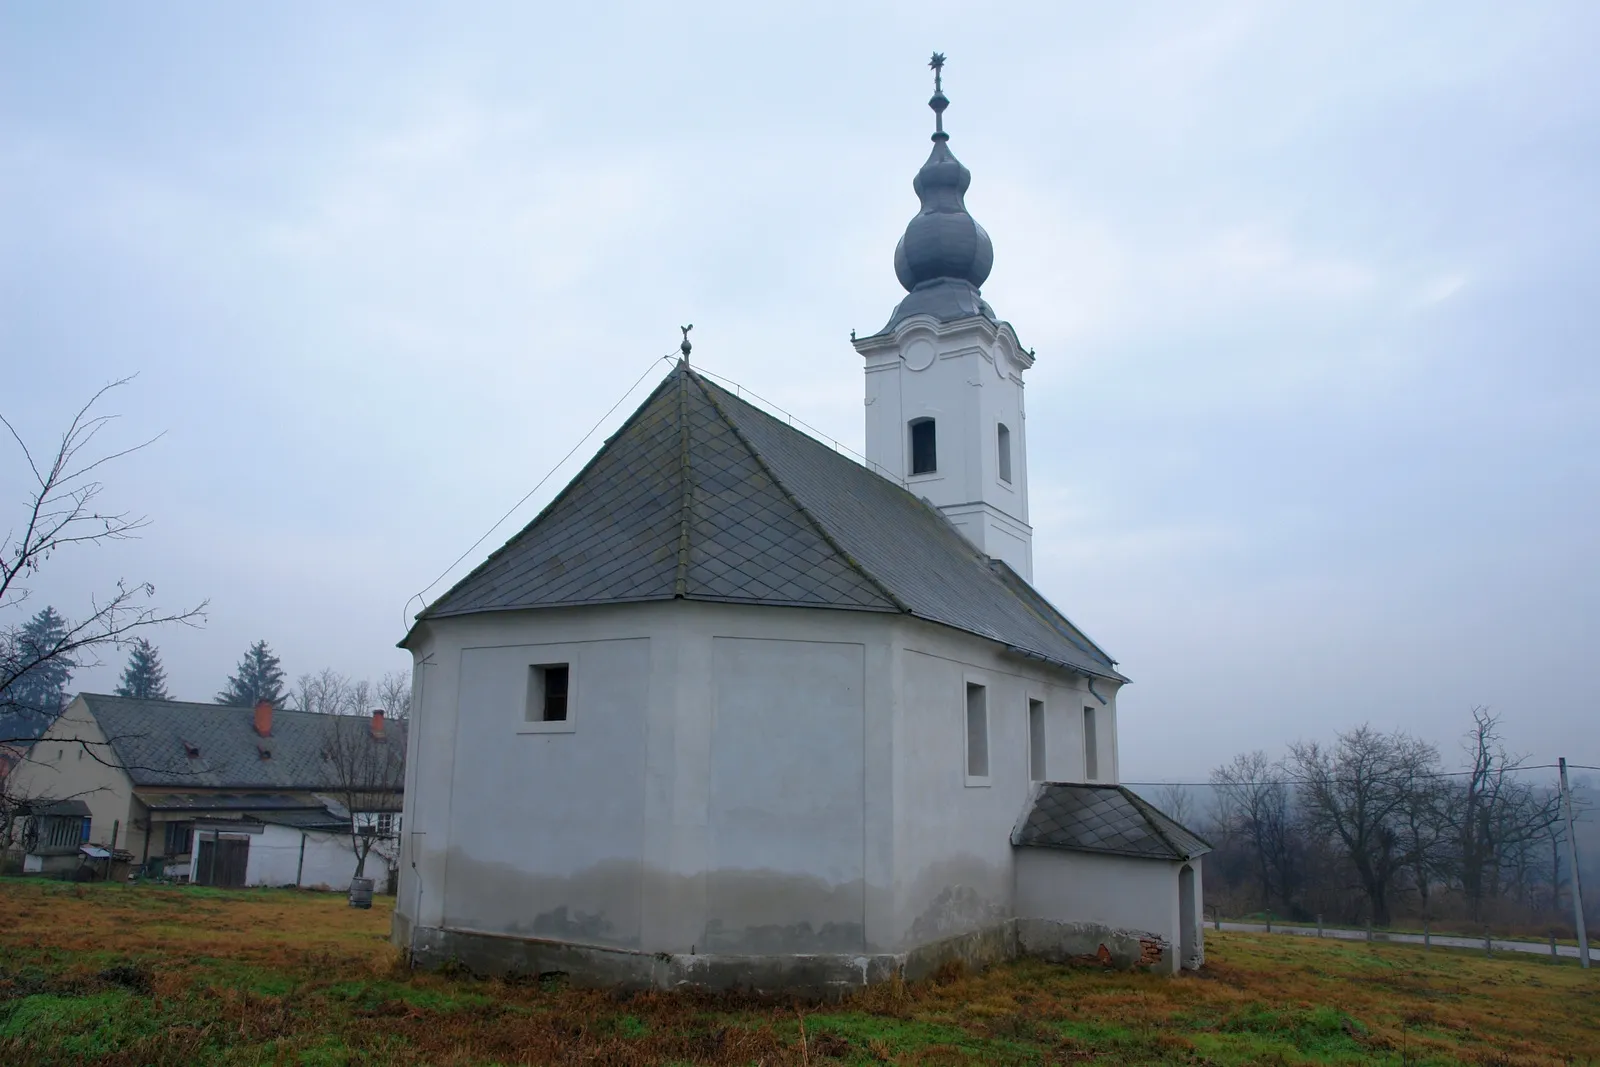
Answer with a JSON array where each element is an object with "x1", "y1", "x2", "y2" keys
[{"x1": 1012, "y1": 784, "x2": 1211, "y2": 974}]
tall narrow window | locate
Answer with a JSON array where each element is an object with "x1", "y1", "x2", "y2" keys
[
  {"x1": 965, "y1": 683, "x2": 989, "y2": 779},
  {"x1": 997, "y1": 423, "x2": 1012, "y2": 483},
  {"x1": 1028, "y1": 699, "x2": 1046, "y2": 781},
  {"x1": 528, "y1": 664, "x2": 570, "y2": 722},
  {"x1": 910, "y1": 418, "x2": 937, "y2": 475},
  {"x1": 1083, "y1": 705, "x2": 1099, "y2": 780}
]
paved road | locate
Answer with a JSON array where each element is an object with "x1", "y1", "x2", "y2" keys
[{"x1": 1218, "y1": 921, "x2": 1598, "y2": 962}]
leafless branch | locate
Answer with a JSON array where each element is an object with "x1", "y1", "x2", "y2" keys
[{"x1": 1, "y1": 377, "x2": 207, "y2": 748}]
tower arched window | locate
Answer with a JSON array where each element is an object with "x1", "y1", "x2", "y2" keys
[
  {"x1": 909, "y1": 418, "x2": 937, "y2": 475},
  {"x1": 997, "y1": 423, "x2": 1012, "y2": 483}
]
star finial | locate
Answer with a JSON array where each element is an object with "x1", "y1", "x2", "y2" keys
[
  {"x1": 927, "y1": 53, "x2": 949, "y2": 140},
  {"x1": 679, "y1": 324, "x2": 693, "y2": 362}
]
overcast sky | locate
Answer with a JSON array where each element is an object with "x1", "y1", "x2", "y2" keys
[{"x1": 3, "y1": 3, "x2": 1596, "y2": 779}]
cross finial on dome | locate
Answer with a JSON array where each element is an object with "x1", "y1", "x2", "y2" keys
[{"x1": 928, "y1": 52, "x2": 949, "y2": 141}]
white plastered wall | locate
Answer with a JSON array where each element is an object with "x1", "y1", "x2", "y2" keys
[
  {"x1": 1014, "y1": 849, "x2": 1195, "y2": 974},
  {"x1": 889, "y1": 616, "x2": 1121, "y2": 952},
  {"x1": 857, "y1": 314, "x2": 1035, "y2": 580},
  {"x1": 241, "y1": 823, "x2": 362, "y2": 890},
  {"x1": 395, "y1": 600, "x2": 1122, "y2": 960},
  {"x1": 397, "y1": 600, "x2": 901, "y2": 955}
]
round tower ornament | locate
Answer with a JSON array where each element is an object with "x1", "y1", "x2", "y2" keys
[{"x1": 891, "y1": 54, "x2": 994, "y2": 294}]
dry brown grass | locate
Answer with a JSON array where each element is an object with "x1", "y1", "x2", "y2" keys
[{"x1": 0, "y1": 878, "x2": 1596, "y2": 1065}]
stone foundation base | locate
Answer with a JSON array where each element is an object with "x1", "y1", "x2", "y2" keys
[
  {"x1": 403, "y1": 915, "x2": 1175, "y2": 995},
  {"x1": 1017, "y1": 918, "x2": 1172, "y2": 974}
]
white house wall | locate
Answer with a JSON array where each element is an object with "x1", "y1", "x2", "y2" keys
[
  {"x1": 395, "y1": 599, "x2": 1121, "y2": 966},
  {"x1": 889, "y1": 617, "x2": 1121, "y2": 952},
  {"x1": 1013, "y1": 849, "x2": 1203, "y2": 973},
  {"x1": 5, "y1": 697, "x2": 138, "y2": 856},
  {"x1": 445, "y1": 636, "x2": 650, "y2": 949},
  {"x1": 398, "y1": 601, "x2": 897, "y2": 956},
  {"x1": 239, "y1": 824, "x2": 363, "y2": 890},
  {"x1": 705, "y1": 637, "x2": 866, "y2": 952}
]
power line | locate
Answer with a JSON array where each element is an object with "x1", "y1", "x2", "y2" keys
[
  {"x1": 1124, "y1": 763, "x2": 1578, "y2": 789},
  {"x1": 689, "y1": 361, "x2": 890, "y2": 478},
  {"x1": 402, "y1": 352, "x2": 892, "y2": 633},
  {"x1": 400, "y1": 351, "x2": 677, "y2": 630}
]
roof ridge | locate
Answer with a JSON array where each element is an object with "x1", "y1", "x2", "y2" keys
[
  {"x1": 81, "y1": 694, "x2": 400, "y2": 720},
  {"x1": 417, "y1": 366, "x2": 685, "y2": 624},
  {"x1": 694, "y1": 376, "x2": 1124, "y2": 675},
  {"x1": 687, "y1": 369, "x2": 910, "y2": 614},
  {"x1": 1118, "y1": 785, "x2": 1189, "y2": 860},
  {"x1": 673, "y1": 361, "x2": 693, "y2": 597}
]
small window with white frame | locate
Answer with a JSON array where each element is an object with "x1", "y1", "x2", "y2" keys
[
  {"x1": 997, "y1": 423, "x2": 1012, "y2": 484},
  {"x1": 965, "y1": 681, "x2": 989, "y2": 784}
]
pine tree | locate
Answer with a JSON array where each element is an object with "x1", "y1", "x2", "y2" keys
[
  {"x1": 115, "y1": 638, "x2": 171, "y2": 700},
  {"x1": 1, "y1": 606, "x2": 75, "y2": 738},
  {"x1": 215, "y1": 639, "x2": 286, "y2": 707}
]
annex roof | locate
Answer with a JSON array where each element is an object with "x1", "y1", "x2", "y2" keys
[
  {"x1": 78, "y1": 694, "x2": 407, "y2": 792},
  {"x1": 421, "y1": 363, "x2": 1122, "y2": 681},
  {"x1": 1011, "y1": 783, "x2": 1212, "y2": 862}
]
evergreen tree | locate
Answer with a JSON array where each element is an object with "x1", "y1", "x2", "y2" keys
[
  {"x1": 114, "y1": 638, "x2": 171, "y2": 700},
  {"x1": 215, "y1": 639, "x2": 286, "y2": 707},
  {"x1": 1, "y1": 606, "x2": 75, "y2": 738}
]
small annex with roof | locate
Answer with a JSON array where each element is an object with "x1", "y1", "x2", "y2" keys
[
  {"x1": 4, "y1": 694, "x2": 404, "y2": 890},
  {"x1": 395, "y1": 56, "x2": 1208, "y2": 991}
]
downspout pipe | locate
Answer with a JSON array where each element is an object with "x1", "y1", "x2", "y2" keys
[{"x1": 1086, "y1": 679, "x2": 1108, "y2": 706}]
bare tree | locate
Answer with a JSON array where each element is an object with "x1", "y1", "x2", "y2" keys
[
  {"x1": 1155, "y1": 782, "x2": 1194, "y2": 827},
  {"x1": 319, "y1": 711, "x2": 404, "y2": 880},
  {"x1": 1211, "y1": 750, "x2": 1299, "y2": 911},
  {"x1": 1, "y1": 378, "x2": 206, "y2": 753},
  {"x1": 1443, "y1": 708, "x2": 1563, "y2": 920},
  {"x1": 293, "y1": 668, "x2": 354, "y2": 717},
  {"x1": 1288, "y1": 726, "x2": 1438, "y2": 927},
  {"x1": 376, "y1": 669, "x2": 412, "y2": 720},
  {"x1": 1395, "y1": 767, "x2": 1452, "y2": 922}
]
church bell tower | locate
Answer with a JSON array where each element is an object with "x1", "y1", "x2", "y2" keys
[{"x1": 854, "y1": 54, "x2": 1035, "y2": 580}]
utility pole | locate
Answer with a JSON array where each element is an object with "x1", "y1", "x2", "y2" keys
[{"x1": 1559, "y1": 758, "x2": 1589, "y2": 969}]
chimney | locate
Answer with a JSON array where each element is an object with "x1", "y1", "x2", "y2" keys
[
  {"x1": 370, "y1": 708, "x2": 385, "y2": 740},
  {"x1": 253, "y1": 699, "x2": 273, "y2": 738}
]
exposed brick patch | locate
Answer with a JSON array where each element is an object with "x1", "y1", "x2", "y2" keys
[{"x1": 1138, "y1": 937, "x2": 1165, "y2": 967}]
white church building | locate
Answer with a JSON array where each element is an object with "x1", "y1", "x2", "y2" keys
[{"x1": 393, "y1": 61, "x2": 1209, "y2": 993}]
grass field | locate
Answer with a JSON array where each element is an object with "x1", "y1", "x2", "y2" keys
[{"x1": 0, "y1": 879, "x2": 1595, "y2": 1065}]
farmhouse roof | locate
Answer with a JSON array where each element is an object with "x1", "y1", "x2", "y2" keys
[
  {"x1": 420, "y1": 363, "x2": 1122, "y2": 681},
  {"x1": 1011, "y1": 783, "x2": 1212, "y2": 861},
  {"x1": 77, "y1": 694, "x2": 407, "y2": 791}
]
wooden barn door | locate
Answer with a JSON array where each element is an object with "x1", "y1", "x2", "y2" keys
[{"x1": 195, "y1": 837, "x2": 250, "y2": 887}]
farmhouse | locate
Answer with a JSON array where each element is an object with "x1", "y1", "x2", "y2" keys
[
  {"x1": 394, "y1": 61, "x2": 1209, "y2": 991},
  {"x1": 3, "y1": 694, "x2": 405, "y2": 891}
]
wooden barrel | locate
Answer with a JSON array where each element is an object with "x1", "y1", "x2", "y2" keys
[{"x1": 348, "y1": 876, "x2": 374, "y2": 909}]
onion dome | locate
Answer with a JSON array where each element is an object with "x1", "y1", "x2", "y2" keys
[{"x1": 879, "y1": 55, "x2": 998, "y2": 332}]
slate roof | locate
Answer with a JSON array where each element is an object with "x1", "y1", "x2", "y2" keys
[
  {"x1": 26, "y1": 798, "x2": 92, "y2": 818},
  {"x1": 256, "y1": 809, "x2": 350, "y2": 832},
  {"x1": 133, "y1": 791, "x2": 330, "y2": 812},
  {"x1": 1011, "y1": 783, "x2": 1212, "y2": 861},
  {"x1": 421, "y1": 364, "x2": 1123, "y2": 681},
  {"x1": 79, "y1": 694, "x2": 407, "y2": 791}
]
